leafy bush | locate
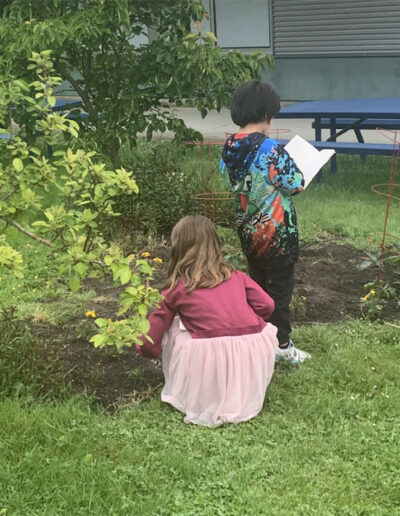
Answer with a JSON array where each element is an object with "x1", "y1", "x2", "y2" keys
[
  {"x1": 118, "y1": 142, "x2": 198, "y2": 234},
  {"x1": 0, "y1": 51, "x2": 162, "y2": 351},
  {"x1": 119, "y1": 141, "x2": 236, "y2": 234}
]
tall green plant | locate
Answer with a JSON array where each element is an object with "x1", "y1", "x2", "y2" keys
[
  {"x1": 0, "y1": 51, "x2": 162, "y2": 350},
  {"x1": 0, "y1": 0, "x2": 272, "y2": 165}
]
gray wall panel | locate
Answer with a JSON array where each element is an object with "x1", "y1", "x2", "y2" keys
[{"x1": 262, "y1": 56, "x2": 400, "y2": 101}]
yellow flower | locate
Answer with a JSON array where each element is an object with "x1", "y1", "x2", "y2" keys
[
  {"x1": 363, "y1": 289, "x2": 376, "y2": 302},
  {"x1": 85, "y1": 310, "x2": 96, "y2": 318},
  {"x1": 141, "y1": 251, "x2": 151, "y2": 258},
  {"x1": 153, "y1": 257, "x2": 163, "y2": 264},
  {"x1": 108, "y1": 318, "x2": 112, "y2": 323}
]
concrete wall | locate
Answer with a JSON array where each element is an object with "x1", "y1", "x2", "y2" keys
[{"x1": 263, "y1": 56, "x2": 400, "y2": 101}]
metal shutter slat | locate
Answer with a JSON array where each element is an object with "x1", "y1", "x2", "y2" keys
[{"x1": 272, "y1": 0, "x2": 400, "y2": 56}]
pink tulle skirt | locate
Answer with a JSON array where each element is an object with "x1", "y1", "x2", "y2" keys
[{"x1": 161, "y1": 317, "x2": 278, "y2": 426}]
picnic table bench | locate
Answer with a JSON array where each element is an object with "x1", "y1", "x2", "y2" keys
[
  {"x1": 312, "y1": 118, "x2": 400, "y2": 144},
  {"x1": 277, "y1": 98, "x2": 400, "y2": 173}
]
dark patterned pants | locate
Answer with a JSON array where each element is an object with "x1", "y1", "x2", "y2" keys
[{"x1": 248, "y1": 262, "x2": 295, "y2": 347}]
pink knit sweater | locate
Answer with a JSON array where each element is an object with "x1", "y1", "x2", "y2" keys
[{"x1": 137, "y1": 270, "x2": 275, "y2": 358}]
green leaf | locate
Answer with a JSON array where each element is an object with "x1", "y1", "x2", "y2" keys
[
  {"x1": 120, "y1": 267, "x2": 132, "y2": 285},
  {"x1": 90, "y1": 334, "x2": 106, "y2": 348},
  {"x1": 12, "y1": 158, "x2": 24, "y2": 172},
  {"x1": 137, "y1": 304, "x2": 148, "y2": 316},
  {"x1": 74, "y1": 262, "x2": 88, "y2": 278},
  {"x1": 95, "y1": 318, "x2": 108, "y2": 328},
  {"x1": 13, "y1": 79, "x2": 29, "y2": 92},
  {"x1": 32, "y1": 221, "x2": 50, "y2": 228},
  {"x1": 104, "y1": 255, "x2": 113, "y2": 266},
  {"x1": 69, "y1": 276, "x2": 81, "y2": 292},
  {"x1": 69, "y1": 127, "x2": 79, "y2": 138}
]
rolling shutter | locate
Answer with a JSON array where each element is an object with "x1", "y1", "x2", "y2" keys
[{"x1": 272, "y1": 0, "x2": 400, "y2": 56}]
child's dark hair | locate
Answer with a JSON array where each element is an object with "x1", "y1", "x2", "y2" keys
[{"x1": 230, "y1": 79, "x2": 280, "y2": 127}]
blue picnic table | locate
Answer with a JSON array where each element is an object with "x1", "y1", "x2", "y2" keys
[
  {"x1": 276, "y1": 97, "x2": 400, "y2": 173},
  {"x1": 53, "y1": 98, "x2": 97, "y2": 122},
  {"x1": 53, "y1": 99, "x2": 83, "y2": 112}
]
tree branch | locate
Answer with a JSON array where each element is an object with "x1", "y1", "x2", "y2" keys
[
  {"x1": 10, "y1": 220, "x2": 55, "y2": 248},
  {"x1": 56, "y1": 65, "x2": 98, "y2": 121}
]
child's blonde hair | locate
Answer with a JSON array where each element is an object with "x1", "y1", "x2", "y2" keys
[{"x1": 166, "y1": 215, "x2": 232, "y2": 292}]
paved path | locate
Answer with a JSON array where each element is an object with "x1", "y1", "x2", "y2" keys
[
  {"x1": 167, "y1": 106, "x2": 391, "y2": 144},
  {"x1": 55, "y1": 96, "x2": 393, "y2": 144}
]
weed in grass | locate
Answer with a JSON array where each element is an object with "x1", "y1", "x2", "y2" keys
[
  {"x1": 0, "y1": 307, "x2": 68, "y2": 401},
  {"x1": 76, "y1": 319, "x2": 97, "y2": 341},
  {"x1": 217, "y1": 225, "x2": 247, "y2": 271},
  {"x1": 290, "y1": 293, "x2": 307, "y2": 319}
]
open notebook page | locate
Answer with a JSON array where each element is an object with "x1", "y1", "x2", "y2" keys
[{"x1": 284, "y1": 135, "x2": 336, "y2": 187}]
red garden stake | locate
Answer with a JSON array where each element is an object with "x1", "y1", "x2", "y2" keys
[
  {"x1": 371, "y1": 128, "x2": 400, "y2": 286},
  {"x1": 183, "y1": 140, "x2": 233, "y2": 224}
]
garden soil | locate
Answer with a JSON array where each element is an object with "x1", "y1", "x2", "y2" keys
[{"x1": 33, "y1": 241, "x2": 397, "y2": 410}]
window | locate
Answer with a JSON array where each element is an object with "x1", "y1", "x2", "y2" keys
[{"x1": 212, "y1": 0, "x2": 271, "y2": 49}]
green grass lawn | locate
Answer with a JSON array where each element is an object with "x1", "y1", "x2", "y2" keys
[
  {"x1": 1, "y1": 320, "x2": 399, "y2": 515},
  {"x1": 295, "y1": 155, "x2": 400, "y2": 248},
  {"x1": 1, "y1": 153, "x2": 400, "y2": 515}
]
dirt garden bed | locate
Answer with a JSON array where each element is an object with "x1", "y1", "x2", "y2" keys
[{"x1": 32, "y1": 240, "x2": 397, "y2": 410}]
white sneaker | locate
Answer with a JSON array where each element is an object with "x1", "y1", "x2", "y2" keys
[{"x1": 275, "y1": 340, "x2": 311, "y2": 364}]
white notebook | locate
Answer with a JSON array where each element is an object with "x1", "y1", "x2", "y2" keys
[{"x1": 284, "y1": 135, "x2": 336, "y2": 188}]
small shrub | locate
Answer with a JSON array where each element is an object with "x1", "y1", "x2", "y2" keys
[
  {"x1": 359, "y1": 245, "x2": 400, "y2": 320},
  {"x1": 118, "y1": 142, "x2": 197, "y2": 234},
  {"x1": 360, "y1": 282, "x2": 400, "y2": 320},
  {"x1": 118, "y1": 142, "x2": 235, "y2": 234}
]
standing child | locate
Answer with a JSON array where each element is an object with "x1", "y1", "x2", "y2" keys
[
  {"x1": 220, "y1": 79, "x2": 310, "y2": 364},
  {"x1": 136, "y1": 215, "x2": 278, "y2": 427}
]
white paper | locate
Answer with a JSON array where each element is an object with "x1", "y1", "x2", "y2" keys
[{"x1": 284, "y1": 135, "x2": 336, "y2": 188}]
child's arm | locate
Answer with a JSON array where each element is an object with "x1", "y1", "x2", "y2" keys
[
  {"x1": 260, "y1": 141, "x2": 305, "y2": 194},
  {"x1": 136, "y1": 294, "x2": 176, "y2": 359},
  {"x1": 242, "y1": 273, "x2": 275, "y2": 320}
]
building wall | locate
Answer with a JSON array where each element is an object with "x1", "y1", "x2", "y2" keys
[{"x1": 263, "y1": 56, "x2": 400, "y2": 101}]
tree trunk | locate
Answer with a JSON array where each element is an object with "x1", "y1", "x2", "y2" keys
[{"x1": 105, "y1": 139, "x2": 121, "y2": 169}]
